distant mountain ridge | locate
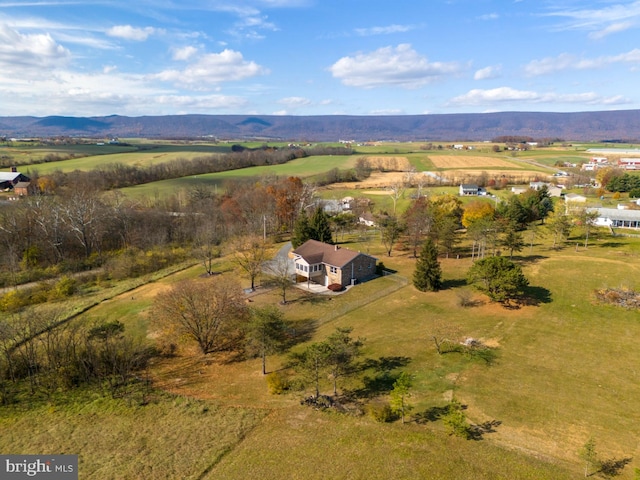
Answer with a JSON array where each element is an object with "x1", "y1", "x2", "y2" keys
[{"x1": 1, "y1": 110, "x2": 640, "y2": 142}]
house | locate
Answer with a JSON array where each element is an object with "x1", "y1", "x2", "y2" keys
[
  {"x1": 589, "y1": 208, "x2": 640, "y2": 229},
  {"x1": 292, "y1": 239, "x2": 377, "y2": 288},
  {"x1": 358, "y1": 212, "x2": 376, "y2": 227},
  {"x1": 564, "y1": 193, "x2": 587, "y2": 203},
  {"x1": 0, "y1": 170, "x2": 30, "y2": 190},
  {"x1": 459, "y1": 184, "x2": 484, "y2": 196},
  {"x1": 618, "y1": 158, "x2": 640, "y2": 170},
  {"x1": 13, "y1": 182, "x2": 32, "y2": 197}
]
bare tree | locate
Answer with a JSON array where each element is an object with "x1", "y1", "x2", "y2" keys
[
  {"x1": 265, "y1": 255, "x2": 294, "y2": 304},
  {"x1": 232, "y1": 235, "x2": 269, "y2": 290},
  {"x1": 152, "y1": 277, "x2": 249, "y2": 354}
]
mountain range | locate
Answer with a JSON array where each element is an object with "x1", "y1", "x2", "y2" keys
[{"x1": 2, "y1": 110, "x2": 640, "y2": 142}]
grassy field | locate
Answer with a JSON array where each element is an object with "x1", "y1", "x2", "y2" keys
[
  {"x1": 5, "y1": 226, "x2": 639, "y2": 478},
  {"x1": 5, "y1": 140, "x2": 640, "y2": 478},
  {"x1": 119, "y1": 154, "x2": 357, "y2": 199}
]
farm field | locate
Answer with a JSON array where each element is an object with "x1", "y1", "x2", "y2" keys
[
  {"x1": 4, "y1": 230, "x2": 640, "y2": 478},
  {"x1": 4, "y1": 139, "x2": 640, "y2": 478}
]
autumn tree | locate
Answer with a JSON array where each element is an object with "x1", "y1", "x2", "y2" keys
[
  {"x1": 377, "y1": 214, "x2": 404, "y2": 257},
  {"x1": 574, "y1": 208, "x2": 599, "y2": 248},
  {"x1": 413, "y1": 238, "x2": 442, "y2": 292},
  {"x1": 402, "y1": 197, "x2": 433, "y2": 258},
  {"x1": 246, "y1": 305, "x2": 290, "y2": 375},
  {"x1": 546, "y1": 207, "x2": 572, "y2": 249},
  {"x1": 152, "y1": 277, "x2": 249, "y2": 354},
  {"x1": 462, "y1": 200, "x2": 495, "y2": 229}
]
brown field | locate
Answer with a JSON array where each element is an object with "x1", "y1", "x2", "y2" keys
[
  {"x1": 442, "y1": 169, "x2": 547, "y2": 183},
  {"x1": 325, "y1": 171, "x2": 407, "y2": 189},
  {"x1": 429, "y1": 155, "x2": 521, "y2": 169},
  {"x1": 366, "y1": 156, "x2": 412, "y2": 171}
]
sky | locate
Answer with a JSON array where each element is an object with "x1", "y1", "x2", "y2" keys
[{"x1": 1, "y1": 0, "x2": 640, "y2": 117}]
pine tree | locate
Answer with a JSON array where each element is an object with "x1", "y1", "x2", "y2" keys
[
  {"x1": 291, "y1": 211, "x2": 311, "y2": 248},
  {"x1": 413, "y1": 238, "x2": 442, "y2": 292},
  {"x1": 309, "y1": 206, "x2": 333, "y2": 244}
]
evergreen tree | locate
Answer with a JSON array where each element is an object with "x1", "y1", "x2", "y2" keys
[
  {"x1": 291, "y1": 211, "x2": 311, "y2": 248},
  {"x1": 309, "y1": 206, "x2": 333, "y2": 244},
  {"x1": 413, "y1": 238, "x2": 442, "y2": 292}
]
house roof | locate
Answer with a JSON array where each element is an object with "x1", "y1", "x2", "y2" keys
[
  {"x1": 292, "y1": 239, "x2": 374, "y2": 267},
  {"x1": 460, "y1": 184, "x2": 479, "y2": 189},
  {"x1": 589, "y1": 207, "x2": 640, "y2": 221},
  {"x1": 13, "y1": 182, "x2": 31, "y2": 189},
  {"x1": 0, "y1": 172, "x2": 21, "y2": 182}
]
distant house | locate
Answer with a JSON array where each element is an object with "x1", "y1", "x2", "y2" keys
[
  {"x1": 13, "y1": 182, "x2": 32, "y2": 197},
  {"x1": 459, "y1": 184, "x2": 484, "y2": 196},
  {"x1": 618, "y1": 158, "x2": 640, "y2": 170},
  {"x1": 590, "y1": 208, "x2": 640, "y2": 229},
  {"x1": 358, "y1": 212, "x2": 376, "y2": 227},
  {"x1": 0, "y1": 170, "x2": 30, "y2": 190},
  {"x1": 292, "y1": 239, "x2": 377, "y2": 288},
  {"x1": 564, "y1": 193, "x2": 587, "y2": 203}
]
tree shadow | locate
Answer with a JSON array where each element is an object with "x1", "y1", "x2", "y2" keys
[
  {"x1": 441, "y1": 278, "x2": 467, "y2": 289},
  {"x1": 286, "y1": 318, "x2": 318, "y2": 346},
  {"x1": 513, "y1": 255, "x2": 548, "y2": 265},
  {"x1": 347, "y1": 356, "x2": 412, "y2": 399},
  {"x1": 521, "y1": 286, "x2": 552, "y2": 306},
  {"x1": 467, "y1": 420, "x2": 502, "y2": 441},
  {"x1": 599, "y1": 241, "x2": 628, "y2": 248},
  {"x1": 597, "y1": 457, "x2": 632, "y2": 477}
]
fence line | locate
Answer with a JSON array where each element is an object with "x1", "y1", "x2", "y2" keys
[{"x1": 317, "y1": 273, "x2": 408, "y2": 324}]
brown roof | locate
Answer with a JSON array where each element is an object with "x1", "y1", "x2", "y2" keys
[{"x1": 292, "y1": 239, "x2": 372, "y2": 267}]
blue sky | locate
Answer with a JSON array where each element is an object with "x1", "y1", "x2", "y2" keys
[{"x1": 1, "y1": 0, "x2": 639, "y2": 117}]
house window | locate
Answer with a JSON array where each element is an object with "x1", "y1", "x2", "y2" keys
[
  {"x1": 304, "y1": 265, "x2": 308, "y2": 272},
  {"x1": 330, "y1": 266, "x2": 337, "y2": 274}
]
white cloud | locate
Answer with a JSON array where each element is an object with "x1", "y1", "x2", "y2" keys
[
  {"x1": 590, "y1": 21, "x2": 635, "y2": 39},
  {"x1": 172, "y1": 45, "x2": 198, "y2": 61},
  {"x1": 278, "y1": 96, "x2": 312, "y2": 108},
  {"x1": 0, "y1": 24, "x2": 70, "y2": 74},
  {"x1": 449, "y1": 87, "x2": 631, "y2": 106},
  {"x1": 474, "y1": 65, "x2": 501, "y2": 80},
  {"x1": 153, "y1": 49, "x2": 269, "y2": 87},
  {"x1": 329, "y1": 44, "x2": 461, "y2": 88},
  {"x1": 525, "y1": 49, "x2": 640, "y2": 76},
  {"x1": 545, "y1": 1, "x2": 640, "y2": 37},
  {"x1": 354, "y1": 24, "x2": 416, "y2": 36},
  {"x1": 106, "y1": 25, "x2": 159, "y2": 41},
  {"x1": 479, "y1": 13, "x2": 499, "y2": 21}
]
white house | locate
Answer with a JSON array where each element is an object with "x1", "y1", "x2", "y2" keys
[{"x1": 589, "y1": 208, "x2": 640, "y2": 229}]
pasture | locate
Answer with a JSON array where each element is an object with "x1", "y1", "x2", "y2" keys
[
  {"x1": 4, "y1": 139, "x2": 640, "y2": 478},
  {"x1": 4, "y1": 227, "x2": 640, "y2": 478}
]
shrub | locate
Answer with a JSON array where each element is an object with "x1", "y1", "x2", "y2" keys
[
  {"x1": 327, "y1": 283, "x2": 344, "y2": 292},
  {"x1": 54, "y1": 276, "x2": 77, "y2": 298},
  {"x1": 367, "y1": 402, "x2": 397, "y2": 423},
  {"x1": 266, "y1": 372, "x2": 289, "y2": 395}
]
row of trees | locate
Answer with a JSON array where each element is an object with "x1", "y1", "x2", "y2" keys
[{"x1": 0, "y1": 311, "x2": 153, "y2": 404}]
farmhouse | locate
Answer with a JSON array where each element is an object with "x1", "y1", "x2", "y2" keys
[
  {"x1": 618, "y1": 158, "x2": 640, "y2": 170},
  {"x1": 292, "y1": 239, "x2": 377, "y2": 288},
  {"x1": 459, "y1": 184, "x2": 485, "y2": 196},
  {"x1": 589, "y1": 207, "x2": 640, "y2": 229},
  {"x1": 0, "y1": 170, "x2": 30, "y2": 190}
]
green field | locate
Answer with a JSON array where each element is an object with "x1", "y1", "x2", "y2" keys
[
  {"x1": 4, "y1": 228, "x2": 640, "y2": 478},
  {"x1": 119, "y1": 154, "x2": 357, "y2": 199},
  {"x1": 4, "y1": 140, "x2": 640, "y2": 478}
]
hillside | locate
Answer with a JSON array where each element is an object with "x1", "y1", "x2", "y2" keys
[{"x1": 1, "y1": 110, "x2": 640, "y2": 142}]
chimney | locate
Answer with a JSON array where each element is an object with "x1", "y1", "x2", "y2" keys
[{"x1": 10, "y1": 166, "x2": 16, "y2": 172}]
